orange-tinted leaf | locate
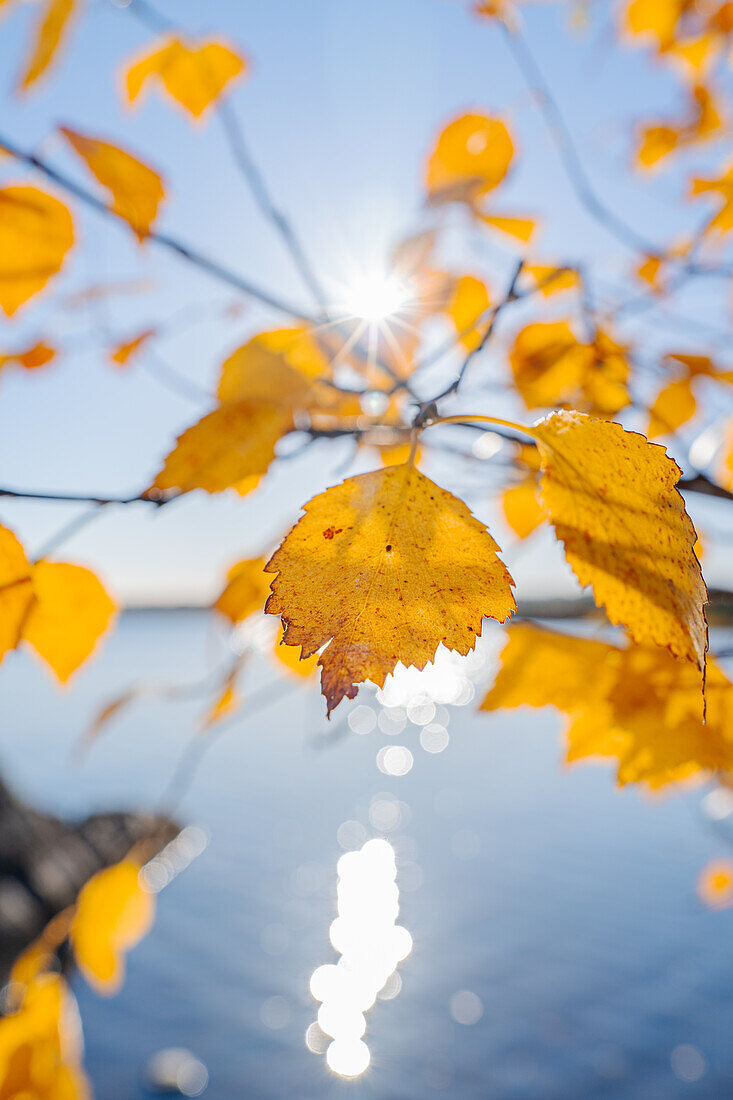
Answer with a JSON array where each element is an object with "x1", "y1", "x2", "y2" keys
[
  {"x1": 60, "y1": 126, "x2": 165, "y2": 238},
  {"x1": 532, "y1": 411, "x2": 708, "y2": 671},
  {"x1": 266, "y1": 464, "x2": 515, "y2": 713},
  {"x1": 125, "y1": 35, "x2": 246, "y2": 119},
  {"x1": 70, "y1": 860, "x2": 154, "y2": 994},
  {"x1": 19, "y1": 0, "x2": 76, "y2": 89},
  {"x1": 0, "y1": 524, "x2": 34, "y2": 664},
  {"x1": 110, "y1": 328, "x2": 155, "y2": 366},
  {"x1": 524, "y1": 263, "x2": 579, "y2": 297},
  {"x1": 0, "y1": 185, "x2": 74, "y2": 315},
  {"x1": 0, "y1": 973, "x2": 89, "y2": 1097},
  {"x1": 217, "y1": 327, "x2": 328, "y2": 406},
  {"x1": 690, "y1": 163, "x2": 733, "y2": 235},
  {"x1": 0, "y1": 340, "x2": 55, "y2": 373}
]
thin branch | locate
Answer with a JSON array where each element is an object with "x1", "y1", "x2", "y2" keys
[
  {"x1": 0, "y1": 134, "x2": 316, "y2": 322},
  {"x1": 501, "y1": 23, "x2": 663, "y2": 258}
]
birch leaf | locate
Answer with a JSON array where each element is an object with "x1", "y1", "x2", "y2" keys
[
  {"x1": 60, "y1": 126, "x2": 165, "y2": 238},
  {"x1": 70, "y1": 860, "x2": 154, "y2": 994},
  {"x1": 125, "y1": 36, "x2": 246, "y2": 119},
  {"x1": 0, "y1": 186, "x2": 74, "y2": 316},
  {"x1": 19, "y1": 0, "x2": 76, "y2": 89},
  {"x1": 265, "y1": 464, "x2": 515, "y2": 713},
  {"x1": 533, "y1": 411, "x2": 707, "y2": 670}
]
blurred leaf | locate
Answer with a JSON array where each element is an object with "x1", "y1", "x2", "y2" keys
[
  {"x1": 214, "y1": 556, "x2": 270, "y2": 623},
  {"x1": 0, "y1": 186, "x2": 74, "y2": 316},
  {"x1": 125, "y1": 35, "x2": 246, "y2": 119},
  {"x1": 70, "y1": 860, "x2": 154, "y2": 995},
  {"x1": 19, "y1": 0, "x2": 76, "y2": 90},
  {"x1": 425, "y1": 113, "x2": 514, "y2": 205},
  {"x1": 60, "y1": 126, "x2": 165, "y2": 238}
]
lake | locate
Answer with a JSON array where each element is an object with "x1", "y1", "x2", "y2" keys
[{"x1": 1, "y1": 610, "x2": 732, "y2": 1099}]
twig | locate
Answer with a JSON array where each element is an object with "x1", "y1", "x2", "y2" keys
[{"x1": 0, "y1": 134, "x2": 316, "y2": 322}]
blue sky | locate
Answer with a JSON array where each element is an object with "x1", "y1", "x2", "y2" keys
[{"x1": 0, "y1": 0, "x2": 731, "y2": 604}]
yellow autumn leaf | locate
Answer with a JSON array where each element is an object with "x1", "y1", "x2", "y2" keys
[
  {"x1": 0, "y1": 524, "x2": 34, "y2": 663},
  {"x1": 636, "y1": 254, "x2": 663, "y2": 290},
  {"x1": 502, "y1": 478, "x2": 545, "y2": 539},
  {"x1": 0, "y1": 185, "x2": 74, "y2": 315},
  {"x1": 110, "y1": 328, "x2": 155, "y2": 366},
  {"x1": 265, "y1": 464, "x2": 515, "y2": 713},
  {"x1": 124, "y1": 35, "x2": 246, "y2": 119},
  {"x1": 690, "y1": 162, "x2": 733, "y2": 235},
  {"x1": 647, "y1": 377, "x2": 697, "y2": 437},
  {"x1": 19, "y1": 0, "x2": 76, "y2": 90},
  {"x1": 217, "y1": 328, "x2": 328, "y2": 407},
  {"x1": 70, "y1": 859, "x2": 154, "y2": 994},
  {"x1": 508, "y1": 322, "x2": 629, "y2": 415},
  {"x1": 0, "y1": 973, "x2": 90, "y2": 1098},
  {"x1": 532, "y1": 411, "x2": 708, "y2": 671},
  {"x1": 475, "y1": 212, "x2": 536, "y2": 243},
  {"x1": 425, "y1": 113, "x2": 514, "y2": 205},
  {"x1": 214, "y1": 556, "x2": 270, "y2": 623},
  {"x1": 23, "y1": 561, "x2": 117, "y2": 683},
  {"x1": 524, "y1": 263, "x2": 579, "y2": 297},
  {"x1": 482, "y1": 624, "x2": 733, "y2": 788},
  {"x1": 149, "y1": 400, "x2": 292, "y2": 496},
  {"x1": 445, "y1": 274, "x2": 491, "y2": 350},
  {"x1": 60, "y1": 126, "x2": 165, "y2": 238},
  {"x1": 481, "y1": 623, "x2": 617, "y2": 715},
  {"x1": 625, "y1": 0, "x2": 682, "y2": 48},
  {"x1": 201, "y1": 675, "x2": 240, "y2": 729},
  {"x1": 272, "y1": 624, "x2": 319, "y2": 679}
]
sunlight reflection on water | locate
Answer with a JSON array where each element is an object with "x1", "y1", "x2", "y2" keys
[{"x1": 307, "y1": 838, "x2": 412, "y2": 1079}]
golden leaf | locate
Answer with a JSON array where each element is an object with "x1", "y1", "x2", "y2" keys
[
  {"x1": 445, "y1": 274, "x2": 491, "y2": 350},
  {"x1": 482, "y1": 625, "x2": 733, "y2": 787},
  {"x1": 0, "y1": 524, "x2": 34, "y2": 662},
  {"x1": 532, "y1": 411, "x2": 707, "y2": 670},
  {"x1": 625, "y1": 0, "x2": 683, "y2": 48},
  {"x1": 23, "y1": 561, "x2": 117, "y2": 683},
  {"x1": 475, "y1": 211, "x2": 536, "y2": 242},
  {"x1": 0, "y1": 974, "x2": 89, "y2": 1098},
  {"x1": 70, "y1": 859, "x2": 154, "y2": 994},
  {"x1": 718, "y1": 420, "x2": 733, "y2": 489},
  {"x1": 149, "y1": 400, "x2": 292, "y2": 496},
  {"x1": 524, "y1": 263, "x2": 579, "y2": 297},
  {"x1": 508, "y1": 321, "x2": 629, "y2": 415},
  {"x1": 425, "y1": 113, "x2": 514, "y2": 205},
  {"x1": 214, "y1": 556, "x2": 270, "y2": 623},
  {"x1": 19, "y1": 0, "x2": 76, "y2": 89},
  {"x1": 690, "y1": 162, "x2": 733, "y2": 235},
  {"x1": 502, "y1": 478, "x2": 545, "y2": 539},
  {"x1": 201, "y1": 675, "x2": 240, "y2": 729},
  {"x1": 217, "y1": 328, "x2": 328, "y2": 407},
  {"x1": 272, "y1": 624, "x2": 319, "y2": 679},
  {"x1": 265, "y1": 464, "x2": 515, "y2": 713},
  {"x1": 0, "y1": 185, "x2": 74, "y2": 316},
  {"x1": 647, "y1": 377, "x2": 697, "y2": 437},
  {"x1": 60, "y1": 126, "x2": 165, "y2": 238},
  {"x1": 125, "y1": 35, "x2": 246, "y2": 119}
]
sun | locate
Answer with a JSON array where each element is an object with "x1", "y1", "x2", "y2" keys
[{"x1": 334, "y1": 268, "x2": 416, "y2": 325}]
